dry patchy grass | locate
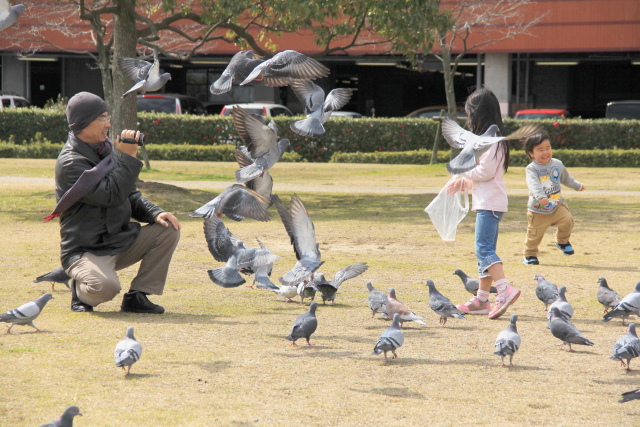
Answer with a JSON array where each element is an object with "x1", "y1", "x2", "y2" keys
[{"x1": 1, "y1": 160, "x2": 640, "y2": 426}]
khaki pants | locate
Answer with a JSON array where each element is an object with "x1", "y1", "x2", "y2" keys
[
  {"x1": 66, "y1": 223, "x2": 180, "y2": 307},
  {"x1": 524, "y1": 202, "x2": 574, "y2": 257}
]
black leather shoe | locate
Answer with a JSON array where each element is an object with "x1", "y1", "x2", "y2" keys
[
  {"x1": 121, "y1": 291, "x2": 165, "y2": 314},
  {"x1": 70, "y1": 279, "x2": 93, "y2": 312}
]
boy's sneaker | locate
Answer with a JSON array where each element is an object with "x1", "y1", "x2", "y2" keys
[
  {"x1": 488, "y1": 285, "x2": 521, "y2": 320},
  {"x1": 456, "y1": 297, "x2": 491, "y2": 315},
  {"x1": 523, "y1": 256, "x2": 539, "y2": 265},
  {"x1": 556, "y1": 242, "x2": 574, "y2": 255}
]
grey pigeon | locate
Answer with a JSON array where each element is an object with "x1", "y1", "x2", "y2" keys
[
  {"x1": 549, "y1": 306, "x2": 594, "y2": 351},
  {"x1": 0, "y1": 292, "x2": 53, "y2": 333},
  {"x1": 240, "y1": 50, "x2": 329, "y2": 87},
  {"x1": 425, "y1": 280, "x2": 466, "y2": 326},
  {"x1": 296, "y1": 282, "x2": 316, "y2": 305},
  {"x1": 39, "y1": 406, "x2": 82, "y2": 427},
  {"x1": 235, "y1": 147, "x2": 274, "y2": 207},
  {"x1": 597, "y1": 277, "x2": 622, "y2": 315},
  {"x1": 231, "y1": 106, "x2": 290, "y2": 183},
  {"x1": 547, "y1": 286, "x2": 573, "y2": 322},
  {"x1": 308, "y1": 263, "x2": 369, "y2": 305},
  {"x1": 268, "y1": 284, "x2": 298, "y2": 302},
  {"x1": 289, "y1": 80, "x2": 354, "y2": 137},
  {"x1": 441, "y1": 117, "x2": 543, "y2": 174},
  {"x1": 620, "y1": 388, "x2": 640, "y2": 403},
  {"x1": 453, "y1": 269, "x2": 496, "y2": 295},
  {"x1": 34, "y1": 267, "x2": 71, "y2": 291},
  {"x1": 383, "y1": 288, "x2": 426, "y2": 327},
  {"x1": 190, "y1": 183, "x2": 271, "y2": 222},
  {"x1": 535, "y1": 274, "x2": 559, "y2": 311},
  {"x1": 286, "y1": 302, "x2": 318, "y2": 346},
  {"x1": 114, "y1": 326, "x2": 142, "y2": 375},
  {"x1": 203, "y1": 216, "x2": 279, "y2": 288},
  {"x1": 273, "y1": 194, "x2": 324, "y2": 286},
  {"x1": 372, "y1": 313, "x2": 405, "y2": 362},
  {"x1": 610, "y1": 323, "x2": 640, "y2": 371},
  {"x1": 366, "y1": 281, "x2": 389, "y2": 319},
  {"x1": 118, "y1": 49, "x2": 171, "y2": 98},
  {"x1": 603, "y1": 282, "x2": 640, "y2": 325},
  {"x1": 494, "y1": 314, "x2": 521, "y2": 367},
  {"x1": 209, "y1": 50, "x2": 266, "y2": 94},
  {"x1": 0, "y1": 0, "x2": 25, "y2": 31}
]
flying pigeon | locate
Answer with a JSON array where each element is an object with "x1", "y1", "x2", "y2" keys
[
  {"x1": 210, "y1": 50, "x2": 266, "y2": 94},
  {"x1": 289, "y1": 80, "x2": 354, "y2": 137},
  {"x1": 117, "y1": 49, "x2": 171, "y2": 98},
  {"x1": 0, "y1": 0, "x2": 25, "y2": 32},
  {"x1": 286, "y1": 302, "x2": 318, "y2": 346},
  {"x1": 203, "y1": 216, "x2": 279, "y2": 288},
  {"x1": 453, "y1": 269, "x2": 496, "y2": 295},
  {"x1": 603, "y1": 282, "x2": 640, "y2": 325},
  {"x1": 239, "y1": 50, "x2": 329, "y2": 87},
  {"x1": 372, "y1": 313, "x2": 405, "y2": 362},
  {"x1": 189, "y1": 183, "x2": 271, "y2": 222},
  {"x1": 235, "y1": 147, "x2": 274, "y2": 207},
  {"x1": 0, "y1": 292, "x2": 53, "y2": 333},
  {"x1": 383, "y1": 288, "x2": 426, "y2": 327},
  {"x1": 34, "y1": 267, "x2": 71, "y2": 291},
  {"x1": 425, "y1": 280, "x2": 466, "y2": 326},
  {"x1": 494, "y1": 314, "x2": 521, "y2": 367},
  {"x1": 273, "y1": 194, "x2": 324, "y2": 286},
  {"x1": 307, "y1": 263, "x2": 369, "y2": 305},
  {"x1": 39, "y1": 406, "x2": 82, "y2": 427},
  {"x1": 366, "y1": 281, "x2": 389, "y2": 319},
  {"x1": 547, "y1": 286, "x2": 573, "y2": 322},
  {"x1": 296, "y1": 282, "x2": 316, "y2": 305},
  {"x1": 549, "y1": 306, "x2": 594, "y2": 351},
  {"x1": 620, "y1": 388, "x2": 640, "y2": 403},
  {"x1": 268, "y1": 284, "x2": 298, "y2": 302},
  {"x1": 114, "y1": 326, "x2": 142, "y2": 375},
  {"x1": 610, "y1": 323, "x2": 640, "y2": 371},
  {"x1": 231, "y1": 105, "x2": 290, "y2": 183},
  {"x1": 535, "y1": 274, "x2": 559, "y2": 311},
  {"x1": 441, "y1": 117, "x2": 544, "y2": 174},
  {"x1": 597, "y1": 277, "x2": 622, "y2": 315}
]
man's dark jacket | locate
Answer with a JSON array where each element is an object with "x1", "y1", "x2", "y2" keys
[{"x1": 55, "y1": 134, "x2": 163, "y2": 270}]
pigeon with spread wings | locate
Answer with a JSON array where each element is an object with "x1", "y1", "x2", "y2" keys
[
  {"x1": 0, "y1": 0, "x2": 25, "y2": 31},
  {"x1": 240, "y1": 50, "x2": 329, "y2": 87},
  {"x1": 289, "y1": 80, "x2": 354, "y2": 137},
  {"x1": 210, "y1": 50, "x2": 265, "y2": 95},
  {"x1": 190, "y1": 183, "x2": 271, "y2": 222},
  {"x1": 117, "y1": 49, "x2": 171, "y2": 98}
]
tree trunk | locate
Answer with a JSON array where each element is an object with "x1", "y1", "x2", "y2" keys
[{"x1": 440, "y1": 47, "x2": 461, "y2": 160}]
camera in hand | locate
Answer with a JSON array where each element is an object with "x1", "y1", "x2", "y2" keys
[{"x1": 120, "y1": 133, "x2": 145, "y2": 146}]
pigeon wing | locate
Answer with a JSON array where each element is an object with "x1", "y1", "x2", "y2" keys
[
  {"x1": 117, "y1": 57, "x2": 153, "y2": 82},
  {"x1": 203, "y1": 216, "x2": 243, "y2": 262},
  {"x1": 218, "y1": 184, "x2": 271, "y2": 222},
  {"x1": 330, "y1": 262, "x2": 369, "y2": 289},
  {"x1": 323, "y1": 88, "x2": 354, "y2": 113}
]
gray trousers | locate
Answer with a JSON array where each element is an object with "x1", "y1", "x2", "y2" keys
[{"x1": 66, "y1": 223, "x2": 180, "y2": 307}]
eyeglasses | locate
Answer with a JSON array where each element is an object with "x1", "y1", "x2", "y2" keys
[{"x1": 95, "y1": 115, "x2": 112, "y2": 123}]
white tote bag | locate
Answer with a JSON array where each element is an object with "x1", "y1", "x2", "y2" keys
[{"x1": 424, "y1": 175, "x2": 470, "y2": 243}]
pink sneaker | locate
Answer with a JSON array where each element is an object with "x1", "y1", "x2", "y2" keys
[
  {"x1": 488, "y1": 285, "x2": 521, "y2": 319},
  {"x1": 456, "y1": 297, "x2": 491, "y2": 315}
]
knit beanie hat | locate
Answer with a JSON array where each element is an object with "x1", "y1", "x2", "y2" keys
[{"x1": 66, "y1": 92, "x2": 108, "y2": 133}]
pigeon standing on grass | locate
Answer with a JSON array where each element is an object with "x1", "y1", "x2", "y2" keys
[
  {"x1": 425, "y1": 280, "x2": 466, "y2": 326},
  {"x1": 268, "y1": 284, "x2": 299, "y2": 302},
  {"x1": 240, "y1": 50, "x2": 330, "y2": 87},
  {"x1": 366, "y1": 281, "x2": 389, "y2": 319},
  {"x1": 453, "y1": 269, "x2": 496, "y2": 295},
  {"x1": 383, "y1": 288, "x2": 426, "y2": 327},
  {"x1": 39, "y1": 406, "x2": 82, "y2": 427},
  {"x1": 296, "y1": 282, "x2": 316, "y2": 305},
  {"x1": 548, "y1": 306, "x2": 594, "y2": 351},
  {"x1": 0, "y1": 292, "x2": 53, "y2": 333},
  {"x1": 34, "y1": 267, "x2": 71, "y2": 291},
  {"x1": 308, "y1": 263, "x2": 369, "y2": 305},
  {"x1": 190, "y1": 183, "x2": 271, "y2": 222},
  {"x1": 372, "y1": 313, "x2": 404, "y2": 362},
  {"x1": 286, "y1": 302, "x2": 318, "y2": 346},
  {"x1": 535, "y1": 274, "x2": 559, "y2": 311},
  {"x1": 610, "y1": 323, "x2": 640, "y2": 371},
  {"x1": 0, "y1": 0, "x2": 25, "y2": 31},
  {"x1": 494, "y1": 314, "x2": 521, "y2": 367},
  {"x1": 597, "y1": 277, "x2": 622, "y2": 315},
  {"x1": 547, "y1": 286, "x2": 573, "y2": 322},
  {"x1": 114, "y1": 326, "x2": 142, "y2": 375},
  {"x1": 289, "y1": 80, "x2": 354, "y2": 137},
  {"x1": 117, "y1": 49, "x2": 171, "y2": 98},
  {"x1": 603, "y1": 282, "x2": 640, "y2": 325}
]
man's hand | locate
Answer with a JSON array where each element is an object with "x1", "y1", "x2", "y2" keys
[
  {"x1": 115, "y1": 129, "x2": 140, "y2": 157},
  {"x1": 155, "y1": 212, "x2": 180, "y2": 230}
]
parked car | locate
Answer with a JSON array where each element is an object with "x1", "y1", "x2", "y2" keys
[
  {"x1": 331, "y1": 111, "x2": 363, "y2": 118},
  {"x1": 514, "y1": 109, "x2": 570, "y2": 119},
  {"x1": 405, "y1": 106, "x2": 467, "y2": 119},
  {"x1": 219, "y1": 103, "x2": 293, "y2": 117},
  {"x1": 605, "y1": 100, "x2": 640, "y2": 120},
  {"x1": 0, "y1": 94, "x2": 31, "y2": 109},
  {"x1": 136, "y1": 94, "x2": 205, "y2": 115}
]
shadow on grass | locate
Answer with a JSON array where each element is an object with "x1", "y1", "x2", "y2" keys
[
  {"x1": 542, "y1": 263, "x2": 640, "y2": 272},
  {"x1": 349, "y1": 387, "x2": 426, "y2": 400},
  {"x1": 123, "y1": 372, "x2": 158, "y2": 380},
  {"x1": 168, "y1": 360, "x2": 232, "y2": 374},
  {"x1": 90, "y1": 311, "x2": 218, "y2": 325}
]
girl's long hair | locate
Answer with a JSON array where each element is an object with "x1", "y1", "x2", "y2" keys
[{"x1": 464, "y1": 87, "x2": 510, "y2": 172}]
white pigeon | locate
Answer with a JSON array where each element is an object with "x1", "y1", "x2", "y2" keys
[
  {"x1": 210, "y1": 50, "x2": 266, "y2": 94},
  {"x1": 603, "y1": 281, "x2": 640, "y2": 325},
  {"x1": 268, "y1": 284, "x2": 299, "y2": 302},
  {"x1": 289, "y1": 80, "x2": 354, "y2": 137},
  {"x1": 118, "y1": 49, "x2": 171, "y2": 98},
  {"x1": 494, "y1": 314, "x2": 521, "y2": 367},
  {"x1": 273, "y1": 194, "x2": 324, "y2": 286},
  {"x1": 203, "y1": 216, "x2": 279, "y2": 288},
  {"x1": 308, "y1": 262, "x2": 369, "y2": 305},
  {"x1": 372, "y1": 313, "x2": 404, "y2": 362},
  {"x1": 114, "y1": 326, "x2": 142, "y2": 375},
  {"x1": 441, "y1": 117, "x2": 543, "y2": 174},
  {"x1": 0, "y1": 292, "x2": 53, "y2": 333},
  {"x1": 0, "y1": 0, "x2": 25, "y2": 31},
  {"x1": 190, "y1": 183, "x2": 271, "y2": 222},
  {"x1": 239, "y1": 50, "x2": 329, "y2": 87}
]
